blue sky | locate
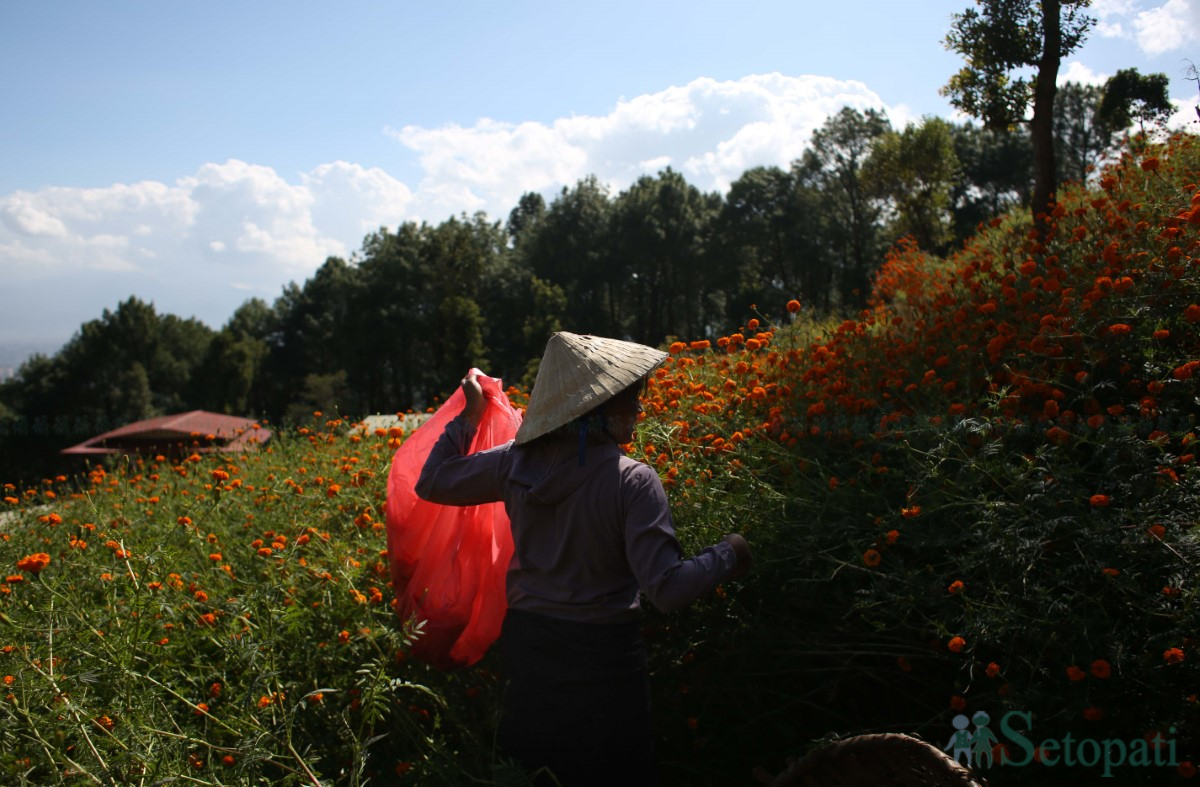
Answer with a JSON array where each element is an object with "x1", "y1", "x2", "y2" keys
[{"x1": 1, "y1": 0, "x2": 1198, "y2": 362}]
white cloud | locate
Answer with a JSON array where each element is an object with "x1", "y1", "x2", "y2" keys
[
  {"x1": 1169, "y1": 95, "x2": 1200, "y2": 129},
  {"x1": 390, "y1": 73, "x2": 891, "y2": 219},
  {"x1": 1134, "y1": 0, "x2": 1200, "y2": 54},
  {"x1": 1059, "y1": 61, "x2": 1110, "y2": 86},
  {"x1": 1091, "y1": 0, "x2": 1137, "y2": 36},
  {"x1": 0, "y1": 160, "x2": 410, "y2": 343},
  {"x1": 1, "y1": 73, "x2": 896, "y2": 346}
]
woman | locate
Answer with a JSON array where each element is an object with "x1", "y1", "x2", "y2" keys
[{"x1": 416, "y1": 331, "x2": 751, "y2": 786}]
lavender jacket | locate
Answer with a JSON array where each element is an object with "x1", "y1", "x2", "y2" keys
[{"x1": 415, "y1": 416, "x2": 737, "y2": 624}]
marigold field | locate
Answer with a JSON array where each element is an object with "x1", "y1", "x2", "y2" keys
[{"x1": 3, "y1": 133, "x2": 1200, "y2": 785}]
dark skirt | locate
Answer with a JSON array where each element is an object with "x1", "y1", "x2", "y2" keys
[{"x1": 498, "y1": 608, "x2": 656, "y2": 787}]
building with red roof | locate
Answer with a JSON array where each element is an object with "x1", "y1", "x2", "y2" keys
[{"x1": 60, "y1": 411, "x2": 270, "y2": 457}]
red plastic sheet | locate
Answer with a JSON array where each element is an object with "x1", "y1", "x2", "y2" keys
[{"x1": 384, "y1": 370, "x2": 520, "y2": 669}]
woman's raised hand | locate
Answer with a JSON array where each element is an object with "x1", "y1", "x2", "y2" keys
[{"x1": 461, "y1": 370, "x2": 486, "y2": 426}]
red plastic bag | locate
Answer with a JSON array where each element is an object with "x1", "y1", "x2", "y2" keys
[{"x1": 384, "y1": 370, "x2": 520, "y2": 669}]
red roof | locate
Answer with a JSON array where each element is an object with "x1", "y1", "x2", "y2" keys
[{"x1": 61, "y1": 410, "x2": 270, "y2": 456}]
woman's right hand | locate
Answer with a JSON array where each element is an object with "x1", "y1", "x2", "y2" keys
[
  {"x1": 461, "y1": 371, "x2": 486, "y2": 426},
  {"x1": 723, "y1": 533, "x2": 752, "y2": 579}
]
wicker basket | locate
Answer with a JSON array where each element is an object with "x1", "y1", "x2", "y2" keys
[{"x1": 754, "y1": 733, "x2": 989, "y2": 787}]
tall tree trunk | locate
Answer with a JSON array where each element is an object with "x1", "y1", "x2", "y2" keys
[{"x1": 1030, "y1": 0, "x2": 1063, "y2": 229}]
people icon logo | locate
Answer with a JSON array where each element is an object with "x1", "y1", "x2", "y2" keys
[{"x1": 946, "y1": 711, "x2": 998, "y2": 767}]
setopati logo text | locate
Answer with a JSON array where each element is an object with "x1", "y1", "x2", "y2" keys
[{"x1": 947, "y1": 710, "x2": 1177, "y2": 778}]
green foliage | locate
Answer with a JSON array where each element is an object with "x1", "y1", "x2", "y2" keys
[
  {"x1": 942, "y1": 0, "x2": 1094, "y2": 129},
  {"x1": 942, "y1": 0, "x2": 1095, "y2": 222},
  {"x1": 1098, "y1": 68, "x2": 1175, "y2": 137},
  {"x1": 864, "y1": 116, "x2": 962, "y2": 253}
]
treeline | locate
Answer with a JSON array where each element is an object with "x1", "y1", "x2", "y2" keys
[{"x1": 0, "y1": 84, "x2": 1156, "y2": 481}]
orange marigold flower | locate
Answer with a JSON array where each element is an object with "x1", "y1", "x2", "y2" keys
[
  {"x1": 885, "y1": 529, "x2": 899, "y2": 545},
  {"x1": 1083, "y1": 706, "x2": 1105, "y2": 721},
  {"x1": 1107, "y1": 323, "x2": 1132, "y2": 336},
  {"x1": 16, "y1": 553, "x2": 50, "y2": 574},
  {"x1": 1102, "y1": 567, "x2": 1120, "y2": 577},
  {"x1": 947, "y1": 636, "x2": 966, "y2": 654},
  {"x1": 986, "y1": 662, "x2": 1001, "y2": 678},
  {"x1": 1089, "y1": 494, "x2": 1110, "y2": 508},
  {"x1": 948, "y1": 580, "x2": 964, "y2": 594},
  {"x1": 1140, "y1": 156, "x2": 1160, "y2": 172},
  {"x1": 223, "y1": 755, "x2": 236, "y2": 767},
  {"x1": 1165, "y1": 647, "x2": 1185, "y2": 665},
  {"x1": 1066, "y1": 665, "x2": 1087, "y2": 681},
  {"x1": 194, "y1": 702, "x2": 209, "y2": 716},
  {"x1": 950, "y1": 695, "x2": 967, "y2": 711},
  {"x1": 1153, "y1": 329, "x2": 1171, "y2": 340},
  {"x1": 786, "y1": 299, "x2": 801, "y2": 314},
  {"x1": 1091, "y1": 659, "x2": 1111, "y2": 679},
  {"x1": 1185, "y1": 304, "x2": 1200, "y2": 324},
  {"x1": 861, "y1": 549, "x2": 882, "y2": 567},
  {"x1": 901, "y1": 505, "x2": 921, "y2": 519},
  {"x1": 1148, "y1": 524, "x2": 1166, "y2": 540}
]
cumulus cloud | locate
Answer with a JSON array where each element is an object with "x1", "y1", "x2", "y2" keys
[
  {"x1": 2, "y1": 73, "x2": 895, "y2": 347},
  {"x1": 1059, "y1": 61, "x2": 1110, "y2": 86},
  {"x1": 1091, "y1": 0, "x2": 1200, "y2": 53},
  {"x1": 0, "y1": 160, "x2": 412, "y2": 344},
  {"x1": 390, "y1": 73, "x2": 893, "y2": 219},
  {"x1": 1134, "y1": 0, "x2": 1200, "y2": 55}
]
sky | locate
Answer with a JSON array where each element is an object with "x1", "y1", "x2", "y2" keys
[{"x1": 1, "y1": 0, "x2": 1198, "y2": 365}]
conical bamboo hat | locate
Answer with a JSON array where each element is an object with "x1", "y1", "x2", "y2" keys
[{"x1": 514, "y1": 332, "x2": 667, "y2": 445}]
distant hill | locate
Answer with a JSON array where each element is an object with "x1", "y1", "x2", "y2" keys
[{"x1": 0, "y1": 339, "x2": 64, "y2": 380}]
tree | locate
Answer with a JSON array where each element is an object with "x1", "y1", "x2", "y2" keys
[
  {"x1": 798, "y1": 107, "x2": 892, "y2": 307},
  {"x1": 1097, "y1": 68, "x2": 1174, "y2": 142},
  {"x1": 949, "y1": 122, "x2": 1033, "y2": 242},
  {"x1": 1054, "y1": 81, "x2": 1117, "y2": 185},
  {"x1": 863, "y1": 117, "x2": 961, "y2": 253},
  {"x1": 942, "y1": 0, "x2": 1094, "y2": 226},
  {"x1": 716, "y1": 166, "x2": 828, "y2": 317},
  {"x1": 506, "y1": 192, "x2": 547, "y2": 250},
  {"x1": 610, "y1": 169, "x2": 722, "y2": 343},
  {"x1": 192, "y1": 299, "x2": 274, "y2": 415},
  {"x1": 521, "y1": 176, "x2": 619, "y2": 336}
]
